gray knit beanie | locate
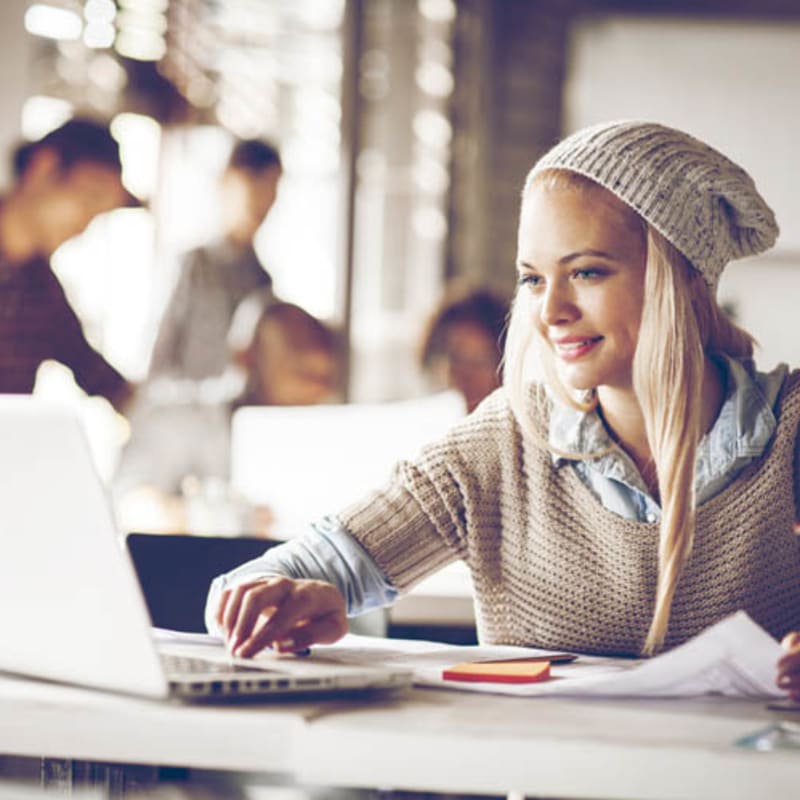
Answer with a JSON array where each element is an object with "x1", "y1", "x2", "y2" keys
[{"x1": 526, "y1": 120, "x2": 779, "y2": 289}]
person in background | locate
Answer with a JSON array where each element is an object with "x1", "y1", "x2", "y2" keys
[
  {"x1": 418, "y1": 282, "x2": 509, "y2": 413},
  {"x1": 114, "y1": 299, "x2": 340, "y2": 535},
  {"x1": 0, "y1": 117, "x2": 140, "y2": 411},
  {"x1": 148, "y1": 137, "x2": 282, "y2": 382},
  {"x1": 204, "y1": 121, "x2": 800, "y2": 698}
]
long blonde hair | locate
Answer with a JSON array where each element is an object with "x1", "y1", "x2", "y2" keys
[{"x1": 504, "y1": 169, "x2": 755, "y2": 655}]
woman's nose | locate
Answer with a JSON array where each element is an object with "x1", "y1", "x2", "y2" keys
[{"x1": 538, "y1": 283, "x2": 577, "y2": 326}]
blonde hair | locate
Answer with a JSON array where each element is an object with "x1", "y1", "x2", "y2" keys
[{"x1": 505, "y1": 169, "x2": 755, "y2": 655}]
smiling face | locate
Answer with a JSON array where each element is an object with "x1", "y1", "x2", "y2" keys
[{"x1": 516, "y1": 177, "x2": 647, "y2": 394}]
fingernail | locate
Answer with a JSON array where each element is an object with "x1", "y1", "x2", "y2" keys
[{"x1": 276, "y1": 638, "x2": 294, "y2": 652}]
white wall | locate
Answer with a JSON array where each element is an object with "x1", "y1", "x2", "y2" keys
[
  {"x1": 565, "y1": 16, "x2": 800, "y2": 369},
  {"x1": 0, "y1": 0, "x2": 30, "y2": 184}
]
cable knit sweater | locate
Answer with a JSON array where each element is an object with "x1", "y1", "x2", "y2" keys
[{"x1": 339, "y1": 372, "x2": 800, "y2": 656}]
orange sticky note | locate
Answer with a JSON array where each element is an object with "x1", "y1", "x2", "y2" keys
[{"x1": 442, "y1": 660, "x2": 551, "y2": 684}]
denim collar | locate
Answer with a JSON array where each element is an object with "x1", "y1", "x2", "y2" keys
[{"x1": 549, "y1": 356, "x2": 787, "y2": 500}]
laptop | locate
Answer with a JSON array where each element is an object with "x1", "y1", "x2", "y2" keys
[
  {"x1": 0, "y1": 395, "x2": 411, "y2": 701},
  {"x1": 231, "y1": 390, "x2": 465, "y2": 537}
]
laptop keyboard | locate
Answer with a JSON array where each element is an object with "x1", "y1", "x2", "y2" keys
[{"x1": 161, "y1": 653, "x2": 269, "y2": 675}]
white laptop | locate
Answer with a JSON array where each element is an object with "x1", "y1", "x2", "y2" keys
[
  {"x1": 0, "y1": 395, "x2": 411, "y2": 701},
  {"x1": 231, "y1": 390, "x2": 466, "y2": 537}
]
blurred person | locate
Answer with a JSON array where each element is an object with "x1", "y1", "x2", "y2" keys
[
  {"x1": 0, "y1": 117, "x2": 140, "y2": 411},
  {"x1": 148, "y1": 137, "x2": 282, "y2": 382},
  {"x1": 114, "y1": 299, "x2": 341, "y2": 535},
  {"x1": 419, "y1": 283, "x2": 510, "y2": 413}
]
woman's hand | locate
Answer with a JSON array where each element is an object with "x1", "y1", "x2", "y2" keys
[
  {"x1": 777, "y1": 631, "x2": 800, "y2": 700},
  {"x1": 216, "y1": 576, "x2": 348, "y2": 658}
]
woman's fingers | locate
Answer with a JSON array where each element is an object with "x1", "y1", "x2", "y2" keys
[
  {"x1": 234, "y1": 581, "x2": 346, "y2": 656},
  {"x1": 236, "y1": 606, "x2": 347, "y2": 658},
  {"x1": 777, "y1": 631, "x2": 800, "y2": 699},
  {"x1": 230, "y1": 578, "x2": 296, "y2": 651},
  {"x1": 215, "y1": 577, "x2": 347, "y2": 658}
]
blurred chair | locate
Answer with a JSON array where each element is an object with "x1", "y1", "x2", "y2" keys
[{"x1": 125, "y1": 532, "x2": 279, "y2": 633}]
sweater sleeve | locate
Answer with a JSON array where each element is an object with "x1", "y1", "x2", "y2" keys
[
  {"x1": 337, "y1": 389, "x2": 515, "y2": 592},
  {"x1": 204, "y1": 516, "x2": 398, "y2": 636}
]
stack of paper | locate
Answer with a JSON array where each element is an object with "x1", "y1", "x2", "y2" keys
[{"x1": 315, "y1": 611, "x2": 786, "y2": 699}]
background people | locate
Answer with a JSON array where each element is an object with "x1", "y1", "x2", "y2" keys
[
  {"x1": 418, "y1": 282, "x2": 509, "y2": 413},
  {"x1": 114, "y1": 299, "x2": 340, "y2": 535},
  {"x1": 203, "y1": 121, "x2": 800, "y2": 700},
  {"x1": 0, "y1": 117, "x2": 139, "y2": 411},
  {"x1": 148, "y1": 138, "x2": 282, "y2": 382}
]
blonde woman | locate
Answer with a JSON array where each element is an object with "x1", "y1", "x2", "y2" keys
[{"x1": 205, "y1": 121, "x2": 800, "y2": 695}]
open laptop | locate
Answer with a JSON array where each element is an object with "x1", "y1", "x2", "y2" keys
[
  {"x1": 231, "y1": 390, "x2": 465, "y2": 538},
  {"x1": 0, "y1": 395, "x2": 411, "y2": 701}
]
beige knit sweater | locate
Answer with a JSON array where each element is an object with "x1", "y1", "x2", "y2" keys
[{"x1": 340, "y1": 373, "x2": 800, "y2": 656}]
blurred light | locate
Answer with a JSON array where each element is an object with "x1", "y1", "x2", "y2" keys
[
  {"x1": 117, "y1": 8, "x2": 167, "y2": 34},
  {"x1": 21, "y1": 96, "x2": 73, "y2": 140},
  {"x1": 115, "y1": 29, "x2": 166, "y2": 61},
  {"x1": 84, "y1": 0, "x2": 116, "y2": 24},
  {"x1": 415, "y1": 62, "x2": 454, "y2": 97},
  {"x1": 356, "y1": 149, "x2": 386, "y2": 183},
  {"x1": 413, "y1": 207, "x2": 447, "y2": 240},
  {"x1": 87, "y1": 53, "x2": 127, "y2": 91},
  {"x1": 293, "y1": 0, "x2": 344, "y2": 31},
  {"x1": 282, "y1": 140, "x2": 340, "y2": 174},
  {"x1": 413, "y1": 159, "x2": 449, "y2": 194},
  {"x1": 293, "y1": 89, "x2": 341, "y2": 143},
  {"x1": 413, "y1": 109, "x2": 452, "y2": 149},
  {"x1": 25, "y1": 4, "x2": 82, "y2": 41},
  {"x1": 84, "y1": 21, "x2": 115, "y2": 48},
  {"x1": 110, "y1": 113, "x2": 161, "y2": 200},
  {"x1": 418, "y1": 0, "x2": 456, "y2": 23},
  {"x1": 119, "y1": 0, "x2": 168, "y2": 11}
]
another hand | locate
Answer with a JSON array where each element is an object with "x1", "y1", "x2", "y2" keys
[
  {"x1": 216, "y1": 576, "x2": 348, "y2": 658},
  {"x1": 777, "y1": 631, "x2": 800, "y2": 700}
]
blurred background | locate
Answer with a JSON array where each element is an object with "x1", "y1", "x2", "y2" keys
[{"x1": 2, "y1": 0, "x2": 799, "y2": 476}]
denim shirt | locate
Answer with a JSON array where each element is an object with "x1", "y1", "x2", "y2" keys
[
  {"x1": 551, "y1": 355, "x2": 787, "y2": 524},
  {"x1": 205, "y1": 356, "x2": 791, "y2": 631}
]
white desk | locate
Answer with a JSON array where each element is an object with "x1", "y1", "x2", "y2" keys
[{"x1": 1, "y1": 671, "x2": 797, "y2": 799}]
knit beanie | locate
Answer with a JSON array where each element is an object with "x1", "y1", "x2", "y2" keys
[{"x1": 526, "y1": 120, "x2": 779, "y2": 289}]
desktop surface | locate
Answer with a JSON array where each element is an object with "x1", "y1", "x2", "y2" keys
[{"x1": 0, "y1": 667, "x2": 796, "y2": 799}]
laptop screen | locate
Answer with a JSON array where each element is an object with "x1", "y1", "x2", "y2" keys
[{"x1": 230, "y1": 390, "x2": 465, "y2": 538}]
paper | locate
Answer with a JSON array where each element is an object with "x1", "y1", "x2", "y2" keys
[{"x1": 314, "y1": 611, "x2": 787, "y2": 699}]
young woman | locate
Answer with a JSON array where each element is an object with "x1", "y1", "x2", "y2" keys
[{"x1": 205, "y1": 121, "x2": 800, "y2": 696}]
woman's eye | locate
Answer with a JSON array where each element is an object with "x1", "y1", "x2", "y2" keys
[
  {"x1": 573, "y1": 268, "x2": 603, "y2": 280},
  {"x1": 518, "y1": 273, "x2": 542, "y2": 289}
]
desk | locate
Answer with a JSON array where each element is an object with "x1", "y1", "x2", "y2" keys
[{"x1": 1, "y1": 671, "x2": 797, "y2": 799}]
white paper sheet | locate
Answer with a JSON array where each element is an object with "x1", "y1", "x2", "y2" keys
[{"x1": 314, "y1": 611, "x2": 787, "y2": 699}]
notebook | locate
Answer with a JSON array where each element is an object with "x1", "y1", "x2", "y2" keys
[
  {"x1": 0, "y1": 395, "x2": 411, "y2": 701},
  {"x1": 231, "y1": 390, "x2": 465, "y2": 538}
]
